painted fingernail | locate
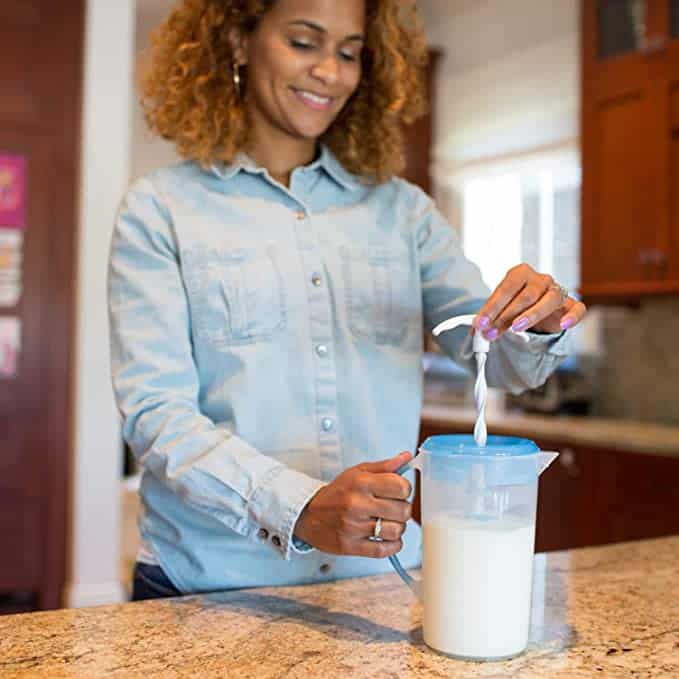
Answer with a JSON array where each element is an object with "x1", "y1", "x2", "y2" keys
[
  {"x1": 484, "y1": 328, "x2": 499, "y2": 341},
  {"x1": 560, "y1": 317, "x2": 575, "y2": 330},
  {"x1": 512, "y1": 318, "x2": 530, "y2": 332},
  {"x1": 477, "y1": 315, "x2": 491, "y2": 329}
]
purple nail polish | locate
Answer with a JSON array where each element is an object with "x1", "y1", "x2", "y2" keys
[
  {"x1": 477, "y1": 315, "x2": 490, "y2": 330},
  {"x1": 512, "y1": 318, "x2": 530, "y2": 332},
  {"x1": 485, "y1": 328, "x2": 499, "y2": 341},
  {"x1": 560, "y1": 318, "x2": 575, "y2": 330}
]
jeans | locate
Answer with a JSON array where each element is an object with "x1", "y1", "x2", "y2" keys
[{"x1": 132, "y1": 562, "x2": 182, "y2": 601}]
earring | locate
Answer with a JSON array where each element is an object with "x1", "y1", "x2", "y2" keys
[{"x1": 233, "y1": 62, "x2": 242, "y2": 99}]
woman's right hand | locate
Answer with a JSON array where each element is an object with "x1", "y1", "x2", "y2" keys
[{"x1": 293, "y1": 452, "x2": 413, "y2": 558}]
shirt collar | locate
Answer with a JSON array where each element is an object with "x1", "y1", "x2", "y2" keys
[
  {"x1": 210, "y1": 144, "x2": 361, "y2": 192},
  {"x1": 312, "y1": 145, "x2": 361, "y2": 191}
]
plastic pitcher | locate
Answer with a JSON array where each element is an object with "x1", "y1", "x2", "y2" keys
[{"x1": 389, "y1": 435, "x2": 558, "y2": 661}]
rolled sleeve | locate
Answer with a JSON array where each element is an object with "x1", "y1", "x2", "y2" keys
[
  {"x1": 466, "y1": 328, "x2": 572, "y2": 394},
  {"x1": 109, "y1": 177, "x2": 324, "y2": 561},
  {"x1": 250, "y1": 469, "x2": 325, "y2": 559}
]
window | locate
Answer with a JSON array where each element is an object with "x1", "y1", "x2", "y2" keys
[{"x1": 456, "y1": 149, "x2": 581, "y2": 294}]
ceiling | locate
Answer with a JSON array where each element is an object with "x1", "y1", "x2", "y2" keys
[{"x1": 135, "y1": 0, "x2": 461, "y2": 25}]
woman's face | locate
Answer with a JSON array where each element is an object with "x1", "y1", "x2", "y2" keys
[{"x1": 240, "y1": 0, "x2": 366, "y2": 143}]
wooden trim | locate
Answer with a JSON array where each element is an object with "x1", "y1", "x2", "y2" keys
[
  {"x1": 580, "y1": 279, "x2": 679, "y2": 303},
  {"x1": 581, "y1": 0, "x2": 597, "y2": 76},
  {"x1": 38, "y1": 0, "x2": 86, "y2": 611},
  {"x1": 580, "y1": 0, "x2": 596, "y2": 292}
]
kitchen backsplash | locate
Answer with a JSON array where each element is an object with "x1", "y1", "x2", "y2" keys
[{"x1": 592, "y1": 298, "x2": 679, "y2": 425}]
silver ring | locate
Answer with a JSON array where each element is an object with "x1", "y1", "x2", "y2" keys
[
  {"x1": 370, "y1": 517, "x2": 383, "y2": 542},
  {"x1": 552, "y1": 282, "x2": 569, "y2": 305}
]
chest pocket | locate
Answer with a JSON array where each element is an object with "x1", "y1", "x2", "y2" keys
[
  {"x1": 183, "y1": 244, "x2": 286, "y2": 348},
  {"x1": 341, "y1": 246, "x2": 413, "y2": 346}
]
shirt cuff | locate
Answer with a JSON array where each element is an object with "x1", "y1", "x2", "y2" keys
[
  {"x1": 248, "y1": 466, "x2": 325, "y2": 561},
  {"x1": 521, "y1": 327, "x2": 572, "y2": 356}
]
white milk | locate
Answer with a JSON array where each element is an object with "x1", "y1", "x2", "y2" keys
[{"x1": 423, "y1": 514, "x2": 536, "y2": 659}]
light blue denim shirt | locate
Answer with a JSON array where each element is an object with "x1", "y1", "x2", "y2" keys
[{"x1": 109, "y1": 145, "x2": 570, "y2": 593}]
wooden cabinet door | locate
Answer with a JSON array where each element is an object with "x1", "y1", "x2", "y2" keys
[
  {"x1": 581, "y1": 1, "x2": 668, "y2": 298},
  {"x1": 581, "y1": 0, "x2": 679, "y2": 298},
  {"x1": 658, "y1": 0, "x2": 679, "y2": 284},
  {"x1": 533, "y1": 442, "x2": 599, "y2": 552},
  {"x1": 595, "y1": 448, "x2": 679, "y2": 543},
  {"x1": 0, "y1": 129, "x2": 52, "y2": 593}
]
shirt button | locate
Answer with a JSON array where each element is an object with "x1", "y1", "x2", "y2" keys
[
  {"x1": 319, "y1": 563, "x2": 331, "y2": 574},
  {"x1": 295, "y1": 210, "x2": 306, "y2": 220},
  {"x1": 311, "y1": 273, "x2": 322, "y2": 287},
  {"x1": 315, "y1": 344, "x2": 328, "y2": 358},
  {"x1": 257, "y1": 528, "x2": 269, "y2": 540},
  {"x1": 321, "y1": 418, "x2": 334, "y2": 432},
  {"x1": 271, "y1": 535, "x2": 281, "y2": 547}
]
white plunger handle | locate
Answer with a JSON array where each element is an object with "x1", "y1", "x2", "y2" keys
[
  {"x1": 432, "y1": 313, "x2": 477, "y2": 337},
  {"x1": 473, "y1": 352, "x2": 488, "y2": 446}
]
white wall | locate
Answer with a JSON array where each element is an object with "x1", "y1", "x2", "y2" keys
[
  {"x1": 68, "y1": 0, "x2": 136, "y2": 608},
  {"x1": 132, "y1": 1, "x2": 181, "y2": 182},
  {"x1": 419, "y1": 0, "x2": 579, "y2": 173}
]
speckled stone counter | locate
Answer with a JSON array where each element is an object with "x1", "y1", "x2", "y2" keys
[
  {"x1": 421, "y1": 403, "x2": 679, "y2": 458},
  {"x1": 1, "y1": 536, "x2": 678, "y2": 678}
]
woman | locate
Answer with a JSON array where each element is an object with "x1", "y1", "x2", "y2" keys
[{"x1": 110, "y1": 0, "x2": 586, "y2": 601}]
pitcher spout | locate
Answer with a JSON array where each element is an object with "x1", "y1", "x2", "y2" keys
[{"x1": 537, "y1": 451, "x2": 559, "y2": 476}]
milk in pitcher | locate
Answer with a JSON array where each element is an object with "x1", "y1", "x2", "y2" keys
[{"x1": 422, "y1": 514, "x2": 536, "y2": 659}]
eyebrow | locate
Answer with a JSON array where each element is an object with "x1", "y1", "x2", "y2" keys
[{"x1": 288, "y1": 20, "x2": 364, "y2": 42}]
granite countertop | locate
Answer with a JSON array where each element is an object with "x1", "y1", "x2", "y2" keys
[
  {"x1": 421, "y1": 402, "x2": 679, "y2": 457},
  {"x1": 2, "y1": 535, "x2": 678, "y2": 678}
]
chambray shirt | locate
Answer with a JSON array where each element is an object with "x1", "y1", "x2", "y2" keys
[{"x1": 109, "y1": 145, "x2": 570, "y2": 594}]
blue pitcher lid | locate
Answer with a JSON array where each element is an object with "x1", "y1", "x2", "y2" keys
[
  {"x1": 418, "y1": 435, "x2": 542, "y2": 486},
  {"x1": 420, "y1": 434, "x2": 540, "y2": 457}
]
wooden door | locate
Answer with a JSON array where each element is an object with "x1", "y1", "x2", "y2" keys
[
  {"x1": 581, "y1": 0, "x2": 668, "y2": 299},
  {"x1": 0, "y1": 129, "x2": 51, "y2": 595},
  {"x1": 0, "y1": 1, "x2": 84, "y2": 611}
]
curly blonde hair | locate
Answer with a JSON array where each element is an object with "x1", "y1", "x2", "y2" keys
[{"x1": 140, "y1": 0, "x2": 428, "y2": 183}]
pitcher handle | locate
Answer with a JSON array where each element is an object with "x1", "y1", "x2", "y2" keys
[{"x1": 387, "y1": 456, "x2": 423, "y2": 601}]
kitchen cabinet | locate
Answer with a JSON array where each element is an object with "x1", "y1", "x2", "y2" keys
[
  {"x1": 418, "y1": 420, "x2": 679, "y2": 552},
  {"x1": 581, "y1": 0, "x2": 679, "y2": 301},
  {"x1": 596, "y1": 446, "x2": 679, "y2": 542},
  {"x1": 399, "y1": 49, "x2": 441, "y2": 195}
]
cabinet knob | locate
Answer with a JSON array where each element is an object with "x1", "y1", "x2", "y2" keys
[
  {"x1": 641, "y1": 36, "x2": 667, "y2": 56},
  {"x1": 559, "y1": 447, "x2": 581, "y2": 479},
  {"x1": 639, "y1": 249, "x2": 667, "y2": 278},
  {"x1": 645, "y1": 249, "x2": 668, "y2": 278},
  {"x1": 650, "y1": 248, "x2": 666, "y2": 264}
]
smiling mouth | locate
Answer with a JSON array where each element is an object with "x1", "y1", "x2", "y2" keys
[{"x1": 292, "y1": 88, "x2": 334, "y2": 111}]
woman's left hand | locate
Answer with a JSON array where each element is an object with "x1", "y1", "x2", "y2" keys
[{"x1": 472, "y1": 264, "x2": 587, "y2": 339}]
